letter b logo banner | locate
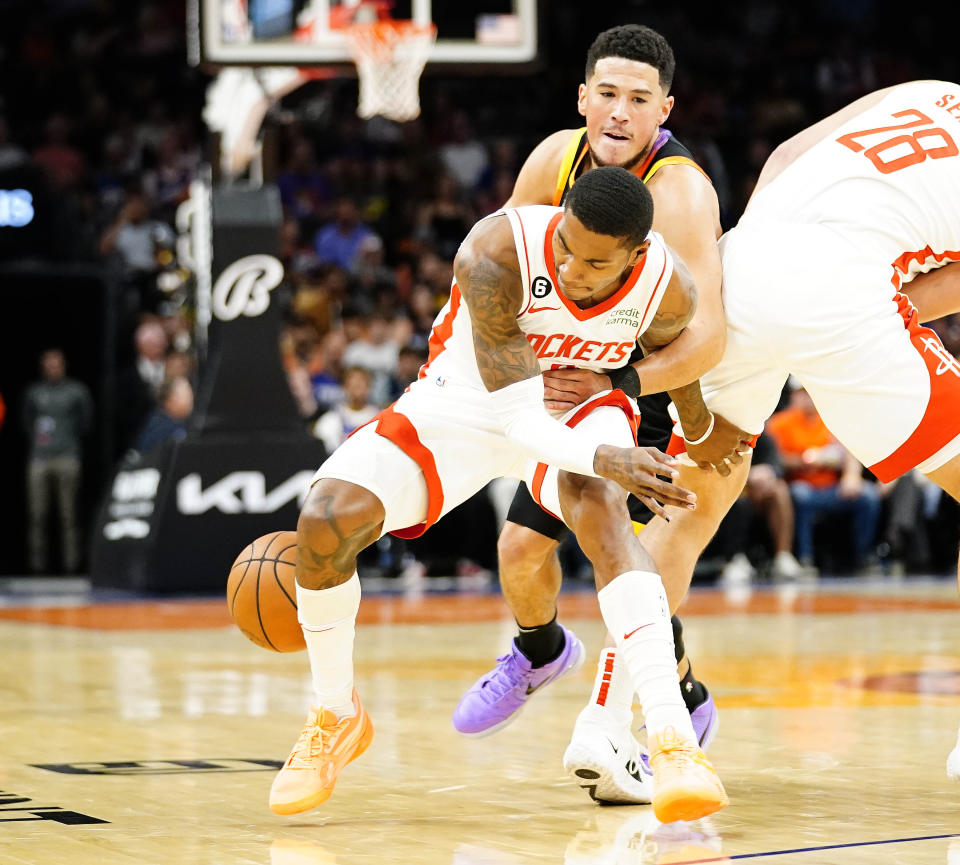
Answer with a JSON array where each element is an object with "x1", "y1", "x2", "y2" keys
[{"x1": 212, "y1": 254, "x2": 284, "y2": 321}]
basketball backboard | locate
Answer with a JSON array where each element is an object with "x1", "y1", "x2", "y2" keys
[{"x1": 187, "y1": 0, "x2": 538, "y2": 67}]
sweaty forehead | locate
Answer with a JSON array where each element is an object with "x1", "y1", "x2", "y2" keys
[{"x1": 588, "y1": 57, "x2": 661, "y2": 92}]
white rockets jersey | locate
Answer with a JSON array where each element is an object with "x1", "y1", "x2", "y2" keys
[
  {"x1": 418, "y1": 205, "x2": 673, "y2": 390},
  {"x1": 742, "y1": 80, "x2": 960, "y2": 284}
]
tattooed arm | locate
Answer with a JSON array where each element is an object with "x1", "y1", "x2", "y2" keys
[
  {"x1": 453, "y1": 214, "x2": 697, "y2": 511},
  {"x1": 453, "y1": 214, "x2": 539, "y2": 391}
]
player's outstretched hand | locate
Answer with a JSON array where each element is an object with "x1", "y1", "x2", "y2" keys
[
  {"x1": 594, "y1": 444, "x2": 697, "y2": 520},
  {"x1": 686, "y1": 412, "x2": 753, "y2": 476},
  {"x1": 542, "y1": 368, "x2": 609, "y2": 412}
]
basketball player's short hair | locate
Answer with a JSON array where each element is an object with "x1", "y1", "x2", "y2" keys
[
  {"x1": 585, "y1": 25, "x2": 675, "y2": 92},
  {"x1": 565, "y1": 166, "x2": 653, "y2": 249}
]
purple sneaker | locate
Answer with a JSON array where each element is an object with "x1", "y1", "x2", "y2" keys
[
  {"x1": 691, "y1": 691, "x2": 719, "y2": 750},
  {"x1": 453, "y1": 627, "x2": 584, "y2": 737}
]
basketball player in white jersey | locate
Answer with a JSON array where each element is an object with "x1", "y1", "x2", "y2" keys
[
  {"x1": 493, "y1": 79, "x2": 960, "y2": 784},
  {"x1": 455, "y1": 24, "x2": 737, "y2": 806},
  {"x1": 267, "y1": 167, "x2": 735, "y2": 823}
]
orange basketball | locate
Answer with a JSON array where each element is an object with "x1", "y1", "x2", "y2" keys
[{"x1": 227, "y1": 530, "x2": 305, "y2": 652}]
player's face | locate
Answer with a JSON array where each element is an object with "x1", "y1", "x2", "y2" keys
[
  {"x1": 552, "y1": 212, "x2": 647, "y2": 305},
  {"x1": 578, "y1": 57, "x2": 674, "y2": 170}
]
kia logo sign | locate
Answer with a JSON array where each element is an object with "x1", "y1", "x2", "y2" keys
[
  {"x1": 211, "y1": 254, "x2": 284, "y2": 321},
  {"x1": 176, "y1": 470, "x2": 314, "y2": 514},
  {"x1": 0, "y1": 189, "x2": 34, "y2": 227}
]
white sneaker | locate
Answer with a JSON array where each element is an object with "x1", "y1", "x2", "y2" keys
[
  {"x1": 946, "y1": 725, "x2": 960, "y2": 780},
  {"x1": 770, "y1": 550, "x2": 803, "y2": 581},
  {"x1": 719, "y1": 552, "x2": 755, "y2": 587},
  {"x1": 562, "y1": 705, "x2": 654, "y2": 804}
]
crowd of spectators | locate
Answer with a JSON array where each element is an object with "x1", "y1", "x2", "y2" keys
[{"x1": 1, "y1": 0, "x2": 958, "y2": 576}]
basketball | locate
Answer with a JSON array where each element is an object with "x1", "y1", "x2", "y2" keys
[{"x1": 227, "y1": 530, "x2": 305, "y2": 652}]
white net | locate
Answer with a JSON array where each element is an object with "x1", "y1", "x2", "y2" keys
[{"x1": 345, "y1": 20, "x2": 436, "y2": 122}]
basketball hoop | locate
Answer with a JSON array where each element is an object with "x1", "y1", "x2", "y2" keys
[{"x1": 342, "y1": 15, "x2": 436, "y2": 122}]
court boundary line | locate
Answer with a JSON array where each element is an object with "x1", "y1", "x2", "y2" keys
[{"x1": 669, "y1": 832, "x2": 960, "y2": 863}]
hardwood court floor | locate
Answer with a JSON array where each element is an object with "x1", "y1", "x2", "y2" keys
[{"x1": 2, "y1": 578, "x2": 960, "y2": 864}]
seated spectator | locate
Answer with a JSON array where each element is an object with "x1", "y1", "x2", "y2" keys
[
  {"x1": 309, "y1": 328, "x2": 348, "y2": 412},
  {"x1": 387, "y1": 344, "x2": 428, "y2": 403},
  {"x1": 311, "y1": 366, "x2": 378, "y2": 455},
  {"x1": 404, "y1": 284, "x2": 442, "y2": 352},
  {"x1": 349, "y1": 233, "x2": 395, "y2": 308},
  {"x1": 876, "y1": 470, "x2": 934, "y2": 576},
  {"x1": 141, "y1": 128, "x2": 197, "y2": 225},
  {"x1": 313, "y1": 196, "x2": 378, "y2": 271},
  {"x1": 341, "y1": 309, "x2": 399, "y2": 406},
  {"x1": 134, "y1": 375, "x2": 194, "y2": 454},
  {"x1": 413, "y1": 172, "x2": 474, "y2": 260},
  {"x1": 277, "y1": 136, "x2": 331, "y2": 240},
  {"x1": 766, "y1": 379, "x2": 882, "y2": 575},
  {"x1": 438, "y1": 111, "x2": 489, "y2": 192},
  {"x1": 718, "y1": 432, "x2": 808, "y2": 586},
  {"x1": 31, "y1": 113, "x2": 87, "y2": 191}
]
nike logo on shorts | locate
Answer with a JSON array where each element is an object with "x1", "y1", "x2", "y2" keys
[{"x1": 623, "y1": 623, "x2": 655, "y2": 639}]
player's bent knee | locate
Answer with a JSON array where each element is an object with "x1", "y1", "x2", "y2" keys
[
  {"x1": 559, "y1": 473, "x2": 628, "y2": 532},
  {"x1": 298, "y1": 478, "x2": 386, "y2": 577},
  {"x1": 497, "y1": 521, "x2": 558, "y2": 573}
]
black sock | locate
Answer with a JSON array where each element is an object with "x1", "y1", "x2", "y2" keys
[
  {"x1": 514, "y1": 614, "x2": 564, "y2": 668},
  {"x1": 680, "y1": 664, "x2": 708, "y2": 713}
]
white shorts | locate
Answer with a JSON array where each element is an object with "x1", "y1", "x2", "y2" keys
[
  {"x1": 698, "y1": 222, "x2": 960, "y2": 482},
  {"x1": 313, "y1": 376, "x2": 638, "y2": 538}
]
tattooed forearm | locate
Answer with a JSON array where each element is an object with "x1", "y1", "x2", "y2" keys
[
  {"x1": 298, "y1": 493, "x2": 382, "y2": 589},
  {"x1": 466, "y1": 257, "x2": 539, "y2": 389},
  {"x1": 669, "y1": 379, "x2": 712, "y2": 439}
]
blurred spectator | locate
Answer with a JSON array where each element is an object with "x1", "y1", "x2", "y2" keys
[
  {"x1": 134, "y1": 375, "x2": 194, "y2": 454},
  {"x1": 31, "y1": 113, "x2": 87, "y2": 191},
  {"x1": 281, "y1": 320, "x2": 322, "y2": 420},
  {"x1": 22, "y1": 348, "x2": 94, "y2": 574},
  {"x1": 99, "y1": 189, "x2": 176, "y2": 315},
  {"x1": 718, "y1": 433, "x2": 808, "y2": 586},
  {"x1": 309, "y1": 328, "x2": 349, "y2": 412},
  {"x1": 313, "y1": 196, "x2": 378, "y2": 271},
  {"x1": 277, "y1": 136, "x2": 332, "y2": 239},
  {"x1": 341, "y1": 310, "x2": 400, "y2": 406},
  {"x1": 388, "y1": 344, "x2": 428, "y2": 403},
  {"x1": 116, "y1": 319, "x2": 169, "y2": 454},
  {"x1": 766, "y1": 380, "x2": 882, "y2": 575},
  {"x1": 414, "y1": 172, "x2": 474, "y2": 260},
  {"x1": 405, "y1": 283, "x2": 442, "y2": 351},
  {"x1": 141, "y1": 128, "x2": 197, "y2": 224},
  {"x1": 311, "y1": 366, "x2": 379, "y2": 454},
  {"x1": 349, "y1": 233, "x2": 395, "y2": 309},
  {"x1": 876, "y1": 470, "x2": 933, "y2": 576},
  {"x1": 94, "y1": 133, "x2": 139, "y2": 217},
  {"x1": 438, "y1": 111, "x2": 489, "y2": 192},
  {"x1": 0, "y1": 116, "x2": 28, "y2": 170}
]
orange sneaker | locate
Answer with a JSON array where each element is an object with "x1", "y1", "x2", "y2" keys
[
  {"x1": 269, "y1": 689, "x2": 374, "y2": 815},
  {"x1": 648, "y1": 726, "x2": 728, "y2": 823}
]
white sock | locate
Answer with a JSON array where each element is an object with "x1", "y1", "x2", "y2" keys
[
  {"x1": 296, "y1": 574, "x2": 361, "y2": 719},
  {"x1": 597, "y1": 571, "x2": 696, "y2": 742},
  {"x1": 584, "y1": 647, "x2": 634, "y2": 727}
]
